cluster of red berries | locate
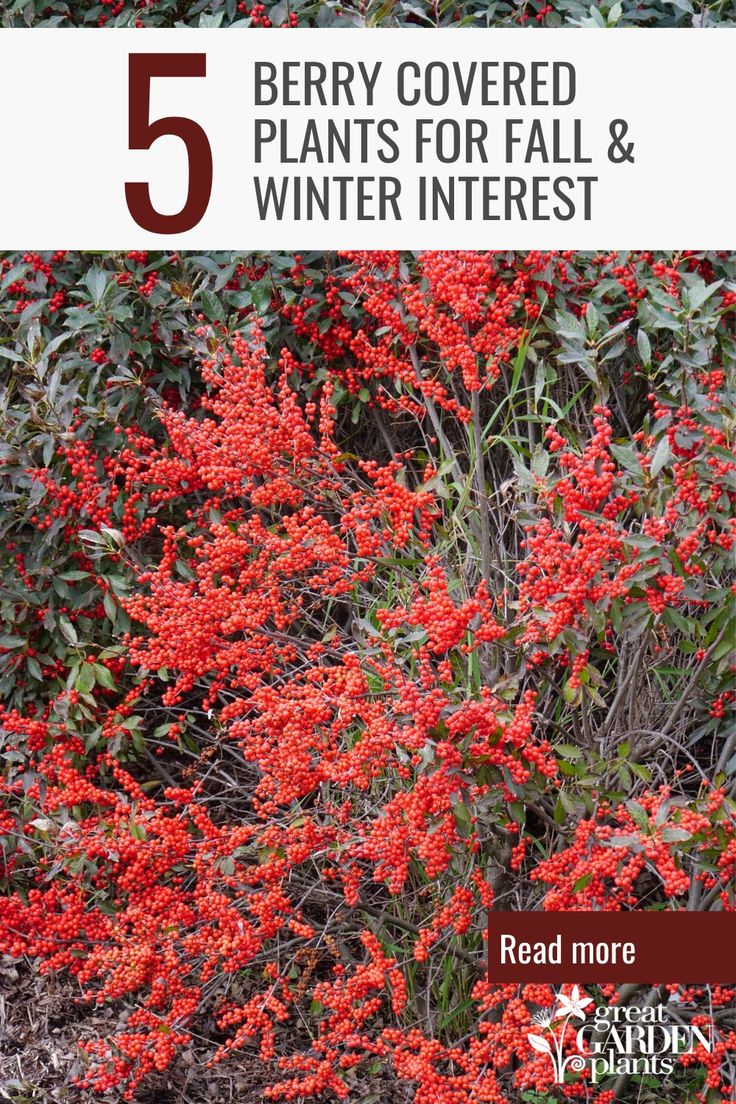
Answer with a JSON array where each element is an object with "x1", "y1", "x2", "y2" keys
[{"x1": 2, "y1": 249, "x2": 735, "y2": 1102}]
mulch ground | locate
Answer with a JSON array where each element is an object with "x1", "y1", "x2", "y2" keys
[{"x1": 0, "y1": 961, "x2": 270, "y2": 1104}]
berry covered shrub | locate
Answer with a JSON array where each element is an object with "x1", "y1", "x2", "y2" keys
[{"x1": 0, "y1": 249, "x2": 735, "y2": 1102}]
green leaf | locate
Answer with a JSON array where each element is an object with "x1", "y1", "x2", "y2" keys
[
  {"x1": 650, "y1": 436, "x2": 672, "y2": 478},
  {"x1": 684, "y1": 279, "x2": 723, "y2": 312},
  {"x1": 660, "y1": 828, "x2": 692, "y2": 843},
  {"x1": 637, "y1": 328, "x2": 651, "y2": 366},
  {"x1": 626, "y1": 800, "x2": 650, "y2": 832},
  {"x1": 531, "y1": 445, "x2": 549, "y2": 478},
  {"x1": 103, "y1": 591, "x2": 118, "y2": 624},
  {"x1": 84, "y1": 267, "x2": 107, "y2": 306},
  {"x1": 555, "y1": 743, "x2": 583, "y2": 760},
  {"x1": 93, "y1": 663, "x2": 116, "y2": 690},
  {"x1": 26, "y1": 656, "x2": 43, "y2": 681},
  {"x1": 0, "y1": 347, "x2": 24, "y2": 363},
  {"x1": 200, "y1": 289, "x2": 225, "y2": 322},
  {"x1": 58, "y1": 615, "x2": 78, "y2": 645},
  {"x1": 76, "y1": 663, "x2": 95, "y2": 695},
  {"x1": 610, "y1": 442, "x2": 641, "y2": 475},
  {"x1": 609, "y1": 834, "x2": 641, "y2": 849},
  {"x1": 251, "y1": 279, "x2": 272, "y2": 316}
]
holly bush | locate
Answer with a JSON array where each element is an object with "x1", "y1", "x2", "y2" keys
[
  {"x1": 0, "y1": 250, "x2": 735, "y2": 1102},
  {"x1": 3, "y1": 0, "x2": 735, "y2": 29}
]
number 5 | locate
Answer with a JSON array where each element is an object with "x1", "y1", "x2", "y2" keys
[{"x1": 125, "y1": 54, "x2": 213, "y2": 234}]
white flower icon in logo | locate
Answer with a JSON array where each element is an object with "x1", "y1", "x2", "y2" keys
[
  {"x1": 555, "y1": 985, "x2": 593, "y2": 1021},
  {"x1": 527, "y1": 986, "x2": 592, "y2": 1083}
]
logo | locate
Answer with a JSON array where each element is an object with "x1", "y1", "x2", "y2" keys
[
  {"x1": 527, "y1": 986, "x2": 590, "y2": 1083},
  {"x1": 527, "y1": 986, "x2": 713, "y2": 1086}
]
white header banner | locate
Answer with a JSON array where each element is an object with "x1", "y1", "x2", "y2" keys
[{"x1": 1, "y1": 29, "x2": 734, "y2": 248}]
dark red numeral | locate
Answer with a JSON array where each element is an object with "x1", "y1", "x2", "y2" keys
[{"x1": 125, "y1": 54, "x2": 213, "y2": 234}]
